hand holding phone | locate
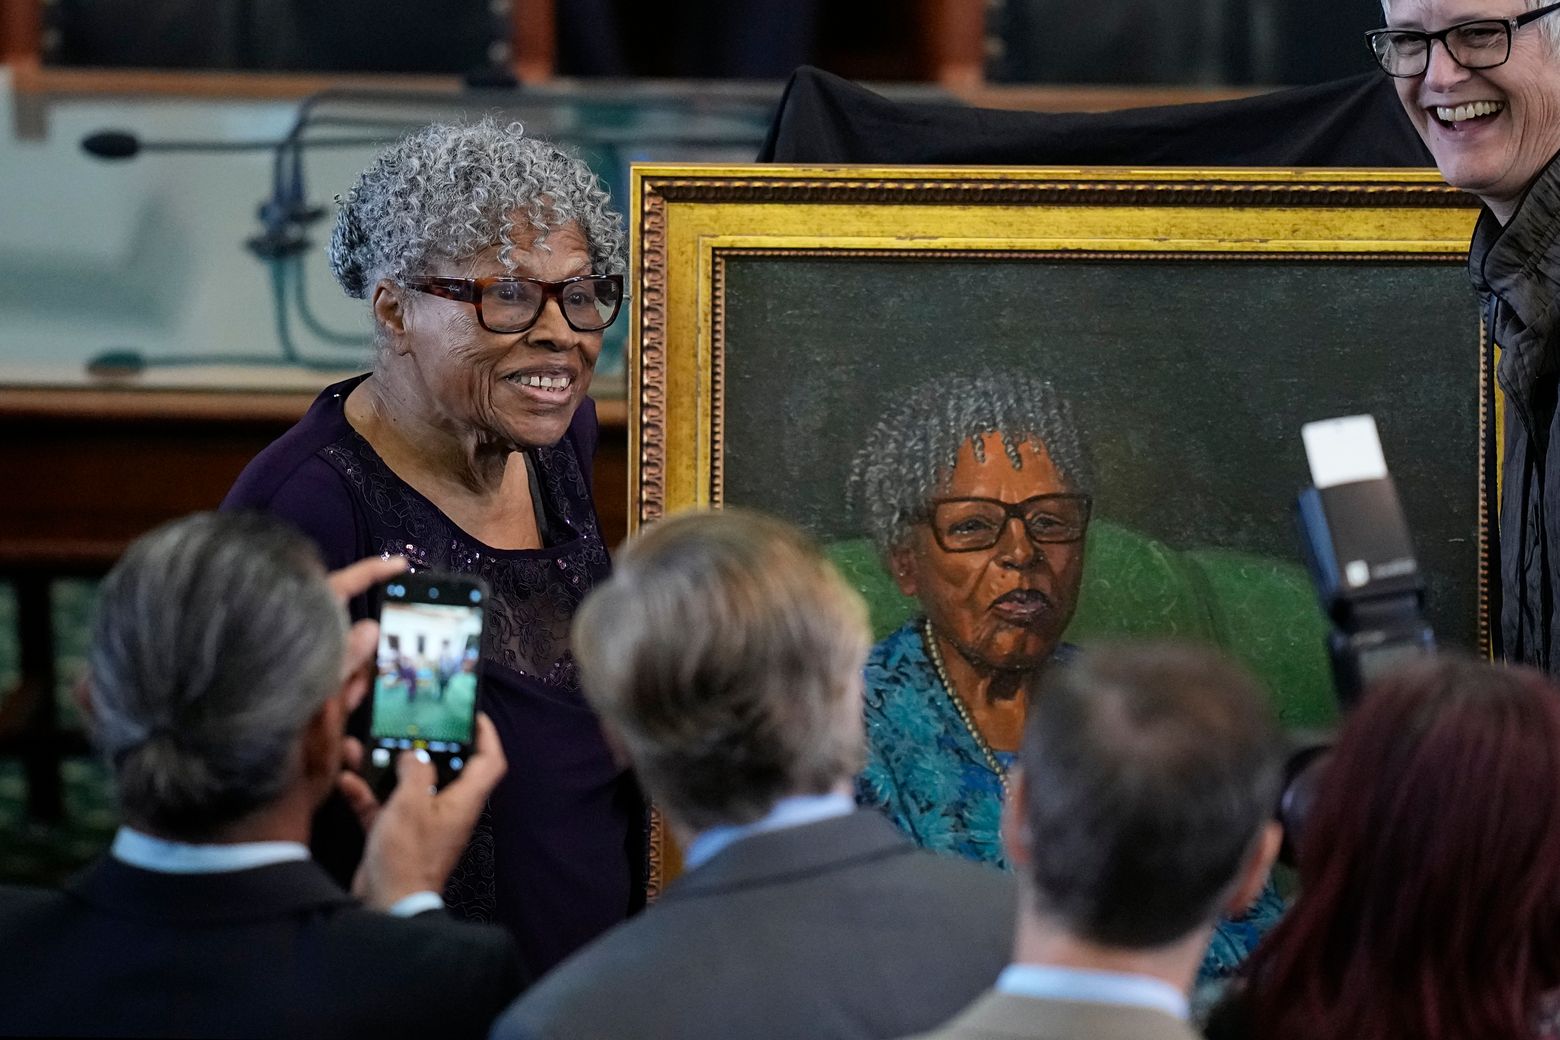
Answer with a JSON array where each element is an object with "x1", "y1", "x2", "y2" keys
[
  {"x1": 347, "y1": 711, "x2": 508, "y2": 910},
  {"x1": 326, "y1": 554, "x2": 410, "y2": 717}
]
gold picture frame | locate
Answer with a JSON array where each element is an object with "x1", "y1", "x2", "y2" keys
[{"x1": 629, "y1": 164, "x2": 1482, "y2": 894}]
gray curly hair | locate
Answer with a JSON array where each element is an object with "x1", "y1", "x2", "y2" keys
[
  {"x1": 849, "y1": 371, "x2": 1093, "y2": 558},
  {"x1": 328, "y1": 117, "x2": 626, "y2": 299}
]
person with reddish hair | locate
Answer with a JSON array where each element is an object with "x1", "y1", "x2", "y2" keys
[{"x1": 1208, "y1": 655, "x2": 1560, "y2": 1040}]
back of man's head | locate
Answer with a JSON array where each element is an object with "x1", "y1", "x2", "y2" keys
[
  {"x1": 1018, "y1": 643, "x2": 1282, "y2": 948},
  {"x1": 88, "y1": 511, "x2": 345, "y2": 839},
  {"x1": 572, "y1": 508, "x2": 871, "y2": 831}
]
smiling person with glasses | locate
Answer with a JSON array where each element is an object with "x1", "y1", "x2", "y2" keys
[
  {"x1": 1371, "y1": 0, "x2": 1560, "y2": 675},
  {"x1": 224, "y1": 118, "x2": 643, "y2": 981}
]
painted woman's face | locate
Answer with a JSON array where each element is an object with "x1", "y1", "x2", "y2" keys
[{"x1": 891, "y1": 434, "x2": 1087, "y2": 673}]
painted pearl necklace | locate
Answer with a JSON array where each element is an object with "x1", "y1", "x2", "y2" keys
[{"x1": 921, "y1": 618, "x2": 1010, "y2": 798}]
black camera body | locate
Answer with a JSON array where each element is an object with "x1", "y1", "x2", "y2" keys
[
  {"x1": 1296, "y1": 478, "x2": 1435, "y2": 709},
  {"x1": 1279, "y1": 416, "x2": 1436, "y2": 863}
]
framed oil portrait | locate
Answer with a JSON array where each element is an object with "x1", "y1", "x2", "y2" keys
[{"x1": 630, "y1": 164, "x2": 1483, "y2": 890}]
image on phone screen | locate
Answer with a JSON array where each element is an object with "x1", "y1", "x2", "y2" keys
[{"x1": 371, "y1": 579, "x2": 483, "y2": 773}]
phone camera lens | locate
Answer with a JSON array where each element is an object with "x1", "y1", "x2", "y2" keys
[
  {"x1": 469, "y1": 590, "x2": 481, "y2": 603},
  {"x1": 428, "y1": 587, "x2": 439, "y2": 599}
]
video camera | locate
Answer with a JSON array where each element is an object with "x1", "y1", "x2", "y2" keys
[{"x1": 1279, "y1": 415, "x2": 1436, "y2": 862}]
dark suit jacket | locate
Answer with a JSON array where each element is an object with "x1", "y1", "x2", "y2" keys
[
  {"x1": 491, "y1": 810, "x2": 1015, "y2": 1040},
  {"x1": 0, "y1": 857, "x2": 523, "y2": 1039},
  {"x1": 905, "y1": 990, "x2": 1202, "y2": 1040}
]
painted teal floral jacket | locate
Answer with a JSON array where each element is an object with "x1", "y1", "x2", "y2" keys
[{"x1": 856, "y1": 619, "x2": 1286, "y2": 985}]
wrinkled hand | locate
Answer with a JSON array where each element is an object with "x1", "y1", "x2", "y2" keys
[
  {"x1": 325, "y1": 555, "x2": 407, "y2": 798},
  {"x1": 345, "y1": 711, "x2": 507, "y2": 911},
  {"x1": 327, "y1": 555, "x2": 409, "y2": 713}
]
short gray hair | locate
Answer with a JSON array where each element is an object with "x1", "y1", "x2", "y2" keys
[
  {"x1": 328, "y1": 117, "x2": 626, "y2": 299},
  {"x1": 572, "y1": 508, "x2": 871, "y2": 830},
  {"x1": 849, "y1": 371, "x2": 1092, "y2": 557},
  {"x1": 1380, "y1": 0, "x2": 1560, "y2": 45},
  {"x1": 88, "y1": 512, "x2": 346, "y2": 838},
  {"x1": 1021, "y1": 643, "x2": 1283, "y2": 947}
]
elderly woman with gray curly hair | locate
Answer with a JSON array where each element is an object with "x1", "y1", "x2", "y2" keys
[{"x1": 224, "y1": 119, "x2": 642, "y2": 977}]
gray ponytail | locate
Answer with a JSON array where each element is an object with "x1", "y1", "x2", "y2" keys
[{"x1": 88, "y1": 512, "x2": 346, "y2": 838}]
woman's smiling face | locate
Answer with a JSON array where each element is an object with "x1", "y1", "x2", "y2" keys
[
  {"x1": 1386, "y1": 0, "x2": 1560, "y2": 219},
  {"x1": 394, "y1": 223, "x2": 603, "y2": 450}
]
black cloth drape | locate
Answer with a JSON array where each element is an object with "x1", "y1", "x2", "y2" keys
[{"x1": 758, "y1": 66, "x2": 1433, "y2": 167}]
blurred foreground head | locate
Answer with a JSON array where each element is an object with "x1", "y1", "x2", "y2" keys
[
  {"x1": 87, "y1": 512, "x2": 345, "y2": 839},
  {"x1": 1013, "y1": 643, "x2": 1283, "y2": 947},
  {"x1": 1246, "y1": 655, "x2": 1560, "y2": 1040},
  {"x1": 572, "y1": 508, "x2": 871, "y2": 831}
]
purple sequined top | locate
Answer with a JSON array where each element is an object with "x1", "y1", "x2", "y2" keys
[{"x1": 223, "y1": 374, "x2": 644, "y2": 978}]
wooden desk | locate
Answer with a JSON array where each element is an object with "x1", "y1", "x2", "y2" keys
[{"x1": 0, "y1": 385, "x2": 629, "y2": 819}]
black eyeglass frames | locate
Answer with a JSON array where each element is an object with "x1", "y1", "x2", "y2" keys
[
  {"x1": 924, "y1": 494, "x2": 1092, "y2": 553},
  {"x1": 1365, "y1": 0, "x2": 1560, "y2": 77}
]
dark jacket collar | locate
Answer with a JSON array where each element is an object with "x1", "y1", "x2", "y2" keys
[
  {"x1": 1469, "y1": 143, "x2": 1560, "y2": 306},
  {"x1": 66, "y1": 856, "x2": 357, "y2": 926},
  {"x1": 663, "y1": 810, "x2": 913, "y2": 900}
]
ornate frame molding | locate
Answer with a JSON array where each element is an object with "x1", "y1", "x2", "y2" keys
[
  {"x1": 643, "y1": 175, "x2": 1470, "y2": 209},
  {"x1": 629, "y1": 163, "x2": 1481, "y2": 895}
]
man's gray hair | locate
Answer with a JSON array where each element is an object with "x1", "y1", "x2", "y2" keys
[
  {"x1": 1020, "y1": 643, "x2": 1283, "y2": 948},
  {"x1": 572, "y1": 508, "x2": 871, "y2": 830},
  {"x1": 88, "y1": 512, "x2": 346, "y2": 838},
  {"x1": 849, "y1": 370, "x2": 1092, "y2": 557},
  {"x1": 1379, "y1": 0, "x2": 1560, "y2": 45},
  {"x1": 1516, "y1": 0, "x2": 1560, "y2": 43},
  {"x1": 328, "y1": 117, "x2": 626, "y2": 299}
]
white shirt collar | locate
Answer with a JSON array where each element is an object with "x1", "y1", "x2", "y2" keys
[
  {"x1": 111, "y1": 826, "x2": 309, "y2": 874},
  {"x1": 996, "y1": 963, "x2": 1190, "y2": 1021},
  {"x1": 682, "y1": 792, "x2": 855, "y2": 870}
]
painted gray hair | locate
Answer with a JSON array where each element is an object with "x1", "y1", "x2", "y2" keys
[
  {"x1": 572, "y1": 509, "x2": 871, "y2": 830},
  {"x1": 328, "y1": 117, "x2": 626, "y2": 298},
  {"x1": 849, "y1": 370, "x2": 1093, "y2": 558},
  {"x1": 88, "y1": 512, "x2": 346, "y2": 838}
]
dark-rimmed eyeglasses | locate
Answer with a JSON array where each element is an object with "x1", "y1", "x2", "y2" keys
[
  {"x1": 1365, "y1": 0, "x2": 1560, "y2": 77},
  {"x1": 924, "y1": 494, "x2": 1092, "y2": 553},
  {"x1": 403, "y1": 274, "x2": 624, "y2": 334}
]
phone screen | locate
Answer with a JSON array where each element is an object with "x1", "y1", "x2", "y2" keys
[{"x1": 370, "y1": 576, "x2": 484, "y2": 777}]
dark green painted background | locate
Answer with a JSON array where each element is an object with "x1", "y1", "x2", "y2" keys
[{"x1": 720, "y1": 255, "x2": 1481, "y2": 651}]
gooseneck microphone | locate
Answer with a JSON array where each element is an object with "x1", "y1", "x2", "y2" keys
[
  {"x1": 76, "y1": 81, "x2": 597, "y2": 376},
  {"x1": 80, "y1": 131, "x2": 286, "y2": 159},
  {"x1": 83, "y1": 349, "x2": 352, "y2": 376},
  {"x1": 81, "y1": 129, "x2": 391, "y2": 161}
]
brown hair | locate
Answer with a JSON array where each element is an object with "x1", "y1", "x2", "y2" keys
[
  {"x1": 1022, "y1": 643, "x2": 1282, "y2": 946},
  {"x1": 1244, "y1": 655, "x2": 1560, "y2": 1040}
]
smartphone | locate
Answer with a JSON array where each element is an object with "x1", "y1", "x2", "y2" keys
[{"x1": 367, "y1": 571, "x2": 486, "y2": 790}]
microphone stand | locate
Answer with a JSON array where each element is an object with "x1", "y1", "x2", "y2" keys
[{"x1": 82, "y1": 81, "x2": 768, "y2": 377}]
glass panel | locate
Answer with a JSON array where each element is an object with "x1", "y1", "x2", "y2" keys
[{"x1": 0, "y1": 74, "x2": 773, "y2": 393}]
